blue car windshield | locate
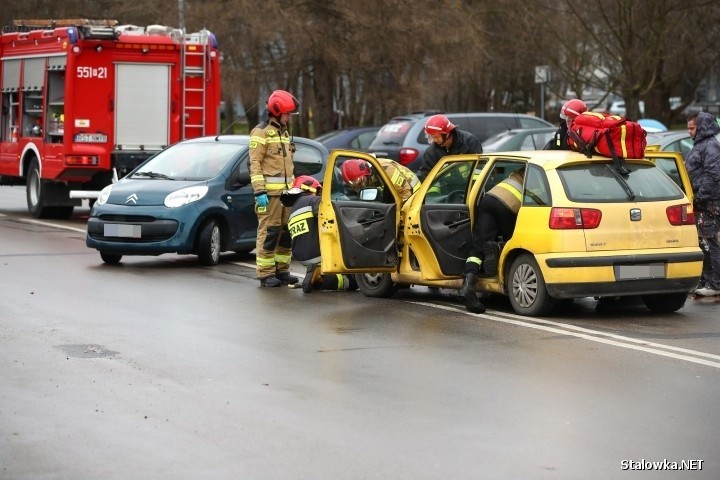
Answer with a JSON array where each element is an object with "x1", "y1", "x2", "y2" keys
[{"x1": 134, "y1": 143, "x2": 245, "y2": 180}]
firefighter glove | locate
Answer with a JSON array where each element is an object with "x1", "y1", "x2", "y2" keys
[{"x1": 256, "y1": 193, "x2": 269, "y2": 208}]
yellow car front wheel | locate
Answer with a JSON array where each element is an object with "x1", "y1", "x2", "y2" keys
[{"x1": 355, "y1": 273, "x2": 400, "y2": 298}]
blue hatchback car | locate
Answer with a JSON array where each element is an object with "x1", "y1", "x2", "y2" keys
[{"x1": 86, "y1": 135, "x2": 327, "y2": 265}]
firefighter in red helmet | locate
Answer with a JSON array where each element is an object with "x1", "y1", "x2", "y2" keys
[
  {"x1": 341, "y1": 157, "x2": 420, "y2": 202},
  {"x1": 544, "y1": 99, "x2": 588, "y2": 150},
  {"x1": 249, "y1": 89, "x2": 301, "y2": 287},
  {"x1": 280, "y1": 176, "x2": 359, "y2": 293},
  {"x1": 417, "y1": 114, "x2": 483, "y2": 180}
]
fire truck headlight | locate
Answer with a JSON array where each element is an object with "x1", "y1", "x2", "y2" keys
[
  {"x1": 96, "y1": 185, "x2": 113, "y2": 206},
  {"x1": 164, "y1": 186, "x2": 209, "y2": 208}
]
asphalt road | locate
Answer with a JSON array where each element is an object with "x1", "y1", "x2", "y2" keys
[{"x1": 1, "y1": 186, "x2": 719, "y2": 479}]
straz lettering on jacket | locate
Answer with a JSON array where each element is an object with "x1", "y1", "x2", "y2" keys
[{"x1": 288, "y1": 206, "x2": 314, "y2": 239}]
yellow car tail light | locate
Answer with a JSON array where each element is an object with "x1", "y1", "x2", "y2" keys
[
  {"x1": 549, "y1": 207, "x2": 602, "y2": 229},
  {"x1": 666, "y1": 204, "x2": 695, "y2": 226}
]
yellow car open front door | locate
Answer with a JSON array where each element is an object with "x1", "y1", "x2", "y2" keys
[{"x1": 318, "y1": 150, "x2": 404, "y2": 275}]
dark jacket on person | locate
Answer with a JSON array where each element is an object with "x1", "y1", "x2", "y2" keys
[
  {"x1": 287, "y1": 193, "x2": 321, "y2": 264},
  {"x1": 686, "y1": 112, "x2": 720, "y2": 204},
  {"x1": 544, "y1": 119, "x2": 569, "y2": 150},
  {"x1": 416, "y1": 129, "x2": 483, "y2": 180}
]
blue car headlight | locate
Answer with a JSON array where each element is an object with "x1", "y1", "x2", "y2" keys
[
  {"x1": 96, "y1": 184, "x2": 113, "y2": 206},
  {"x1": 164, "y1": 185, "x2": 209, "y2": 208}
]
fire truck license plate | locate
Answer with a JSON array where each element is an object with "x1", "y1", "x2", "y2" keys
[
  {"x1": 74, "y1": 133, "x2": 108, "y2": 143},
  {"x1": 104, "y1": 224, "x2": 141, "y2": 238}
]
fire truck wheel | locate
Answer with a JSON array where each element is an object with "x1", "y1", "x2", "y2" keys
[
  {"x1": 100, "y1": 252, "x2": 123, "y2": 265},
  {"x1": 197, "y1": 219, "x2": 222, "y2": 266},
  {"x1": 25, "y1": 158, "x2": 74, "y2": 219},
  {"x1": 26, "y1": 157, "x2": 48, "y2": 219}
]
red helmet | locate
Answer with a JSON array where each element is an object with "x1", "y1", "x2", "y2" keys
[
  {"x1": 560, "y1": 99, "x2": 587, "y2": 121},
  {"x1": 341, "y1": 159, "x2": 373, "y2": 188},
  {"x1": 291, "y1": 175, "x2": 321, "y2": 194},
  {"x1": 267, "y1": 89, "x2": 300, "y2": 117},
  {"x1": 424, "y1": 114, "x2": 456, "y2": 136}
]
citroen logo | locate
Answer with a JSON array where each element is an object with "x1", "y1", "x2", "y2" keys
[
  {"x1": 126, "y1": 193, "x2": 138, "y2": 204},
  {"x1": 630, "y1": 208, "x2": 641, "y2": 221}
]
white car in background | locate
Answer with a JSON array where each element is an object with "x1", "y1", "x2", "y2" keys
[{"x1": 609, "y1": 100, "x2": 645, "y2": 117}]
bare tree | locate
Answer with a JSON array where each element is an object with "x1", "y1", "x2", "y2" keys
[{"x1": 3, "y1": 0, "x2": 719, "y2": 134}]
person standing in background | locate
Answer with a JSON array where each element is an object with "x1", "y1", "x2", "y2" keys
[{"x1": 686, "y1": 112, "x2": 720, "y2": 296}]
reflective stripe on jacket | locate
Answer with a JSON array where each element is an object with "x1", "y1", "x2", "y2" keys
[
  {"x1": 378, "y1": 158, "x2": 420, "y2": 201},
  {"x1": 288, "y1": 195, "x2": 321, "y2": 263},
  {"x1": 249, "y1": 120, "x2": 294, "y2": 196},
  {"x1": 488, "y1": 170, "x2": 523, "y2": 214}
]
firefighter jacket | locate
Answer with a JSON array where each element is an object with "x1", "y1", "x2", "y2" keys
[
  {"x1": 378, "y1": 158, "x2": 420, "y2": 202},
  {"x1": 249, "y1": 119, "x2": 294, "y2": 196},
  {"x1": 417, "y1": 129, "x2": 483, "y2": 180},
  {"x1": 487, "y1": 170, "x2": 524, "y2": 214},
  {"x1": 287, "y1": 193, "x2": 321, "y2": 264}
]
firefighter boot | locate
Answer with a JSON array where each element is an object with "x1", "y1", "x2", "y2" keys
[
  {"x1": 480, "y1": 242, "x2": 501, "y2": 277},
  {"x1": 457, "y1": 273, "x2": 486, "y2": 313},
  {"x1": 276, "y1": 271, "x2": 299, "y2": 285},
  {"x1": 345, "y1": 275, "x2": 359, "y2": 291},
  {"x1": 302, "y1": 264, "x2": 318, "y2": 293},
  {"x1": 260, "y1": 276, "x2": 282, "y2": 287}
]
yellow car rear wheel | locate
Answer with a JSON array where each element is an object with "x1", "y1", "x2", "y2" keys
[{"x1": 508, "y1": 253, "x2": 556, "y2": 316}]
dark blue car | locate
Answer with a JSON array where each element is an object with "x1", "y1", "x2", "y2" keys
[
  {"x1": 86, "y1": 135, "x2": 327, "y2": 265},
  {"x1": 314, "y1": 126, "x2": 380, "y2": 151}
]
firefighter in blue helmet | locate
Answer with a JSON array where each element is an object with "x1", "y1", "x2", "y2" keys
[{"x1": 281, "y1": 176, "x2": 358, "y2": 293}]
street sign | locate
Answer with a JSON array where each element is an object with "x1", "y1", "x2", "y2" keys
[{"x1": 535, "y1": 65, "x2": 550, "y2": 84}]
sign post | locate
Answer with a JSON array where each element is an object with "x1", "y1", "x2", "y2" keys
[{"x1": 535, "y1": 65, "x2": 550, "y2": 120}]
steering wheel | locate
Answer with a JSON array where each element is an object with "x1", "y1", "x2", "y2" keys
[{"x1": 445, "y1": 189, "x2": 466, "y2": 204}]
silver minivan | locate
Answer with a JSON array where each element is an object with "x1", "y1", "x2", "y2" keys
[{"x1": 367, "y1": 111, "x2": 554, "y2": 170}]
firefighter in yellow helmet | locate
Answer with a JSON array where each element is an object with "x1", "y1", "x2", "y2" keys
[{"x1": 249, "y1": 89, "x2": 300, "y2": 287}]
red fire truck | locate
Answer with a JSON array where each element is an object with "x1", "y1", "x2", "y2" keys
[{"x1": 0, "y1": 19, "x2": 221, "y2": 218}]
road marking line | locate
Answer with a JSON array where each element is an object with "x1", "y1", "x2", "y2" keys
[
  {"x1": 411, "y1": 302, "x2": 720, "y2": 369},
  {"x1": 19, "y1": 218, "x2": 87, "y2": 234},
  {"x1": 488, "y1": 308, "x2": 720, "y2": 361},
  {"x1": 201, "y1": 261, "x2": 720, "y2": 368}
]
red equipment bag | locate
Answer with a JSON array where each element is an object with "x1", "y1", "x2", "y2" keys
[{"x1": 567, "y1": 112, "x2": 647, "y2": 174}]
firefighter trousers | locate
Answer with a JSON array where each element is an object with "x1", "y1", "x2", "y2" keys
[{"x1": 255, "y1": 195, "x2": 292, "y2": 279}]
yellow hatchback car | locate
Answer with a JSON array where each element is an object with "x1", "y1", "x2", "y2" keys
[{"x1": 318, "y1": 149, "x2": 703, "y2": 316}]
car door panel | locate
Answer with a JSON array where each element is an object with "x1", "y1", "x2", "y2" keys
[
  {"x1": 334, "y1": 201, "x2": 398, "y2": 268},
  {"x1": 420, "y1": 205, "x2": 471, "y2": 276},
  {"x1": 319, "y1": 150, "x2": 403, "y2": 274},
  {"x1": 225, "y1": 157, "x2": 257, "y2": 246},
  {"x1": 401, "y1": 157, "x2": 483, "y2": 280}
]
